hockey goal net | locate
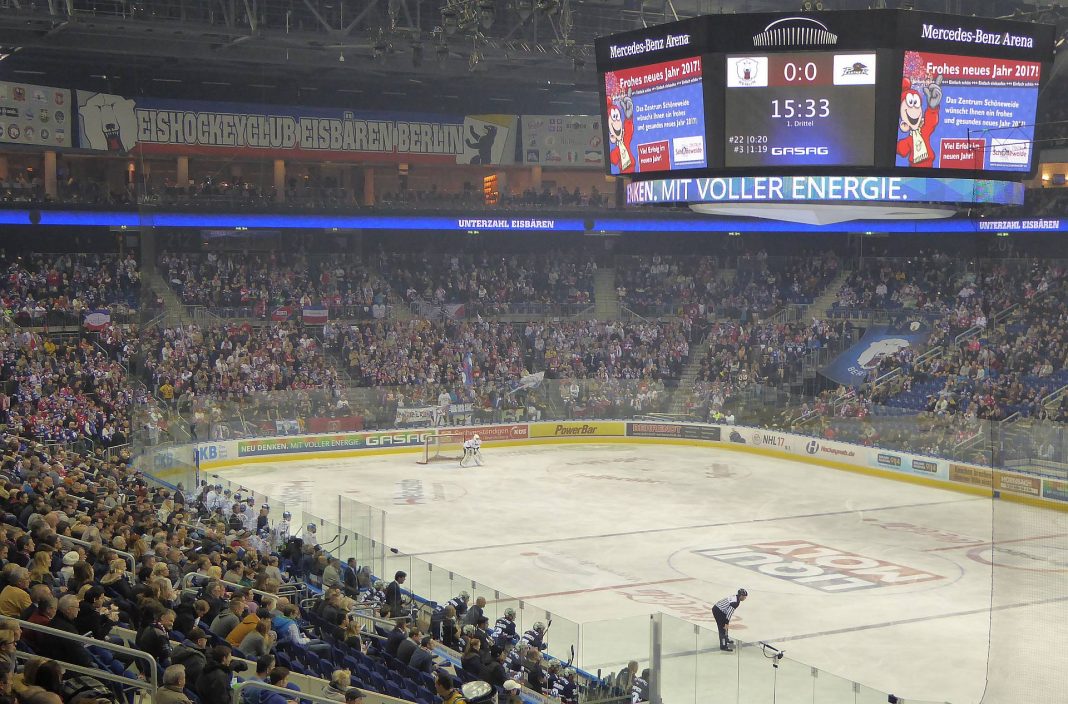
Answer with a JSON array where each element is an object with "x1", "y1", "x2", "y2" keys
[{"x1": 417, "y1": 431, "x2": 468, "y2": 464}]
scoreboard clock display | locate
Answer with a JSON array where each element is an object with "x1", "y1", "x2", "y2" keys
[{"x1": 724, "y1": 52, "x2": 877, "y2": 167}]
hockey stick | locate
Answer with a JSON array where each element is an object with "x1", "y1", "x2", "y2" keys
[{"x1": 328, "y1": 534, "x2": 349, "y2": 556}]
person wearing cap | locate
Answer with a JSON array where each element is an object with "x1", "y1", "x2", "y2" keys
[
  {"x1": 712, "y1": 588, "x2": 748, "y2": 651},
  {"x1": 409, "y1": 635, "x2": 436, "y2": 674},
  {"x1": 58, "y1": 551, "x2": 79, "y2": 588},
  {"x1": 343, "y1": 688, "x2": 365, "y2": 704},
  {"x1": 502, "y1": 679, "x2": 523, "y2": 704}
]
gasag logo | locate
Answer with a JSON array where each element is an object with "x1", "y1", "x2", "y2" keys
[{"x1": 692, "y1": 540, "x2": 943, "y2": 592}]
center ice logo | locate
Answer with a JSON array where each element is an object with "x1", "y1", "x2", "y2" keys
[{"x1": 692, "y1": 540, "x2": 943, "y2": 592}]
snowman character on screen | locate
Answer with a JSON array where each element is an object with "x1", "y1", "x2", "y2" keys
[
  {"x1": 607, "y1": 92, "x2": 636, "y2": 174},
  {"x1": 896, "y1": 74, "x2": 943, "y2": 168}
]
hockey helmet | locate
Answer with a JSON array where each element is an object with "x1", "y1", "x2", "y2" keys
[
  {"x1": 473, "y1": 433, "x2": 480, "y2": 441},
  {"x1": 533, "y1": 621, "x2": 545, "y2": 632},
  {"x1": 737, "y1": 588, "x2": 748, "y2": 597},
  {"x1": 374, "y1": 580, "x2": 385, "y2": 590},
  {"x1": 459, "y1": 590, "x2": 470, "y2": 600},
  {"x1": 462, "y1": 624, "x2": 476, "y2": 635},
  {"x1": 503, "y1": 608, "x2": 516, "y2": 619},
  {"x1": 282, "y1": 511, "x2": 291, "y2": 520},
  {"x1": 307, "y1": 523, "x2": 316, "y2": 532}
]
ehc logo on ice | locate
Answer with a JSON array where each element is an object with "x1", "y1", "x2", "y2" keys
[{"x1": 692, "y1": 540, "x2": 943, "y2": 592}]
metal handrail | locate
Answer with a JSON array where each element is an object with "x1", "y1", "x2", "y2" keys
[
  {"x1": 15, "y1": 618, "x2": 159, "y2": 690},
  {"x1": 57, "y1": 534, "x2": 137, "y2": 573},
  {"x1": 232, "y1": 680, "x2": 360, "y2": 704},
  {"x1": 180, "y1": 572, "x2": 306, "y2": 602},
  {"x1": 13, "y1": 650, "x2": 155, "y2": 698}
]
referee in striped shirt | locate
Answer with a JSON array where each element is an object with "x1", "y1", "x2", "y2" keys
[{"x1": 712, "y1": 588, "x2": 748, "y2": 651}]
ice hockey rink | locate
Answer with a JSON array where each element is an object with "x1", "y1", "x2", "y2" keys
[{"x1": 214, "y1": 443, "x2": 1068, "y2": 704}]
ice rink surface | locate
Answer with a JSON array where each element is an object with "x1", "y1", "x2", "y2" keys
[{"x1": 217, "y1": 443, "x2": 1068, "y2": 704}]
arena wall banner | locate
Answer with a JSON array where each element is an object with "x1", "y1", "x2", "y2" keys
[
  {"x1": 820, "y1": 323, "x2": 932, "y2": 386},
  {"x1": 0, "y1": 81, "x2": 72, "y2": 148},
  {"x1": 528, "y1": 421, "x2": 627, "y2": 438},
  {"x1": 627, "y1": 422, "x2": 720, "y2": 441},
  {"x1": 75, "y1": 90, "x2": 515, "y2": 164},
  {"x1": 521, "y1": 115, "x2": 605, "y2": 167},
  {"x1": 457, "y1": 115, "x2": 517, "y2": 166}
]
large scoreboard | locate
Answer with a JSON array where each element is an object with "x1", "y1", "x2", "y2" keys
[{"x1": 595, "y1": 10, "x2": 1054, "y2": 180}]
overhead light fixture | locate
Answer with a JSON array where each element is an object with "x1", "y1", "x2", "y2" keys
[
  {"x1": 478, "y1": 0, "x2": 495, "y2": 27},
  {"x1": 536, "y1": 0, "x2": 560, "y2": 16}
]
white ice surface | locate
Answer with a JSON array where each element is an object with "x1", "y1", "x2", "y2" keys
[{"x1": 215, "y1": 443, "x2": 1068, "y2": 704}]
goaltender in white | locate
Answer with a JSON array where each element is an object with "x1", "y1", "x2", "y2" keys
[{"x1": 460, "y1": 433, "x2": 482, "y2": 468}]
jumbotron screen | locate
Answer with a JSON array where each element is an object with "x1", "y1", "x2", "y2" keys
[
  {"x1": 594, "y1": 9, "x2": 1055, "y2": 179},
  {"x1": 603, "y1": 56, "x2": 707, "y2": 174},
  {"x1": 896, "y1": 50, "x2": 1041, "y2": 172},
  {"x1": 724, "y1": 52, "x2": 877, "y2": 167}
]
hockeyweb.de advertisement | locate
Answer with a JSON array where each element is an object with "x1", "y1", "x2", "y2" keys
[
  {"x1": 897, "y1": 51, "x2": 1040, "y2": 172},
  {"x1": 603, "y1": 56, "x2": 706, "y2": 174}
]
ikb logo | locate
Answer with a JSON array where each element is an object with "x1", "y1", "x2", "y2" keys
[
  {"x1": 728, "y1": 57, "x2": 768, "y2": 87},
  {"x1": 692, "y1": 541, "x2": 943, "y2": 592}
]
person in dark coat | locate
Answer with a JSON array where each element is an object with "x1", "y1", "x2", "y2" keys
[
  {"x1": 196, "y1": 644, "x2": 238, "y2": 704},
  {"x1": 169, "y1": 628, "x2": 210, "y2": 692},
  {"x1": 41, "y1": 594, "x2": 93, "y2": 667},
  {"x1": 135, "y1": 607, "x2": 175, "y2": 671},
  {"x1": 409, "y1": 636, "x2": 436, "y2": 674},
  {"x1": 384, "y1": 618, "x2": 408, "y2": 658},
  {"x1": 75, "y1": 586, "x2": 119, "y2": 640},
  {"x1": 395, "y1": 627, "x2": 420, "y2": 665},
  {"x1": 480, "y1": 646, "x2": 508, "y2": 688}
]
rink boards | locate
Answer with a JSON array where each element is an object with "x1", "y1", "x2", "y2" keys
[{"x1": 164, "y1": 420, "x2": 1068, "y2": 512}]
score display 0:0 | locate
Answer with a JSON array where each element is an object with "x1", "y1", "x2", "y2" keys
[{"x1": 782, "y1": 61, "x2": 819, "y2": 83}]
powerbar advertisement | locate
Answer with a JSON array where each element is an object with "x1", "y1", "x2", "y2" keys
[
  {"x1": 896, "y1": 51, "x2": 1040, "y2": 172},
  {"x1": 603, "y1": 56, "x2": 706, "y2": 174}
]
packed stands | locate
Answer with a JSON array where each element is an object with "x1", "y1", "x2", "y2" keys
[
  {"x1": 378, "y1": 252, "x2": 596, "y2": 317},
  {"x1": 157, "y1": 251, "x2": 394, "y2": 319},
  {"x1": 615, "y1": 252, "x2": 840, "y2": 318},
  {"x1": 0, "y1": 252, "x2": 142, "y2": 328}
]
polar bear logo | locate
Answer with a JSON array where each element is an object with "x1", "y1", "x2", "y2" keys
[
  {"x1": 79, "y1": 92, "x2": 138, "y2": 152},
  {"x1": 856, "y1": 338, "x2": 910, "y2": 370}
]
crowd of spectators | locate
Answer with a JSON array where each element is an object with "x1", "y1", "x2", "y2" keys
[
  {"x1": 157, "y1": 251, "x2": 393, "y2": 318},
  {"x1": 830, "y1": 257, "x2": 1064, "y2": 331},
  {"x1": 380, "y1": 252, "x2": 595, "y2": 315},
  {"x1": 524, "y1": 318, "x2": 699, "y2": 382},
  {"x1": 0, "y1": 252, "x2": 141, "y2": 328},
  {"x1": 0, "y1": 325, "x2": 141, "y2": 447},
  {"x1": 0, "y1": 421, "x2": 582, "y2": 704},
  {"x1": 615, "y1": 251, "x2": 840, "y2": 319},
  {"x1": 140, "y1": 323, "x2": 343, "y2": 406},
  {"x1": 328, "y1": 319, "x2": 526, "y2": 390}
]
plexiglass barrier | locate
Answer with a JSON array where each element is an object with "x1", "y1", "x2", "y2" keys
[{"x1": 131, "y1": 376, "x2": 1068, "y2": 704}]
